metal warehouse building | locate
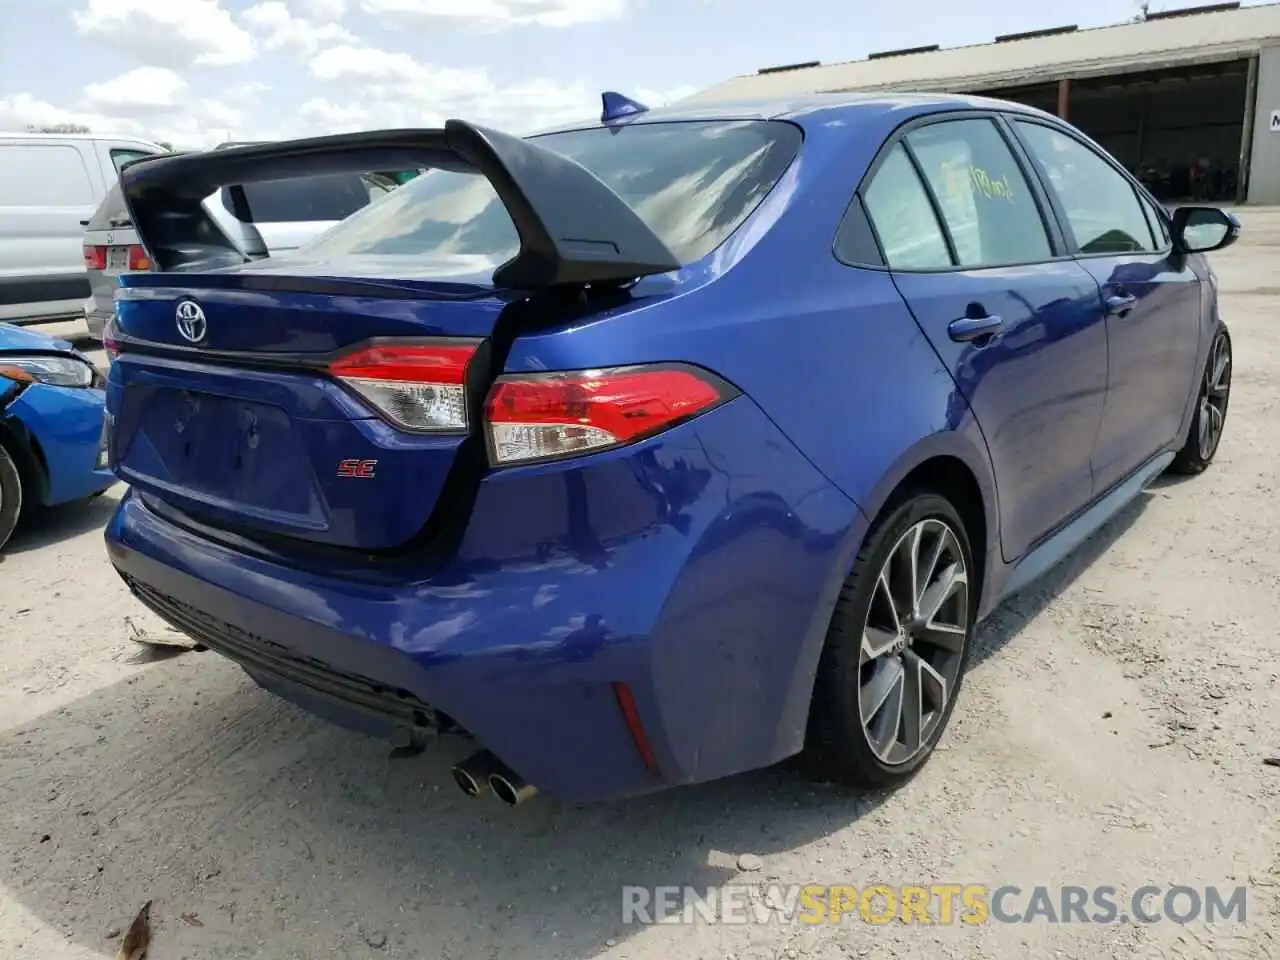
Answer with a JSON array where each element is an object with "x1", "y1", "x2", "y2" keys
[{"x1": 686, "y1": 1, "x2": 1280, "y2": 204}]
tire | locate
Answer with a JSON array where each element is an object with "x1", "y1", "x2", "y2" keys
[
  {"x1": 806, "y1": 490, "x2": 976, "y2": 789},
  {"x1": 1169, "y1": 327, "x2": 1232, "y2": 476},
  {"x1": 0, "y1": 444, "x2": 23, "y2": 553}
]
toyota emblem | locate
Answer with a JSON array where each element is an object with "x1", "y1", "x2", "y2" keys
[{"x1": 175, "y1": 299, "x2": 207, "y2": 344}]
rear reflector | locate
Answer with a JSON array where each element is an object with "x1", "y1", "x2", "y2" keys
[
  {"x1": 328, "y1": 341, "x2": 478, "y2": 433},
  {"x1": 612, "y1": 682, "x2": 660, "y2": 775},
  {"x1": 484, "y1": 364, "x2": 731, "y2": 466}
]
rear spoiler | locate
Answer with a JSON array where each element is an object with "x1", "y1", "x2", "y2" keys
[{"x1": 119, "y1": 121, "x2": 682, "y2": 289}]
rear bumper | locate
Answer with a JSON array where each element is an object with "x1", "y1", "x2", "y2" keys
[{"x1": 106, "y1": 397, "x2": 866, "y2": 802}]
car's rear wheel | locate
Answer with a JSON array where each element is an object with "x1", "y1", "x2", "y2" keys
[
  {"x1": 1170, "y1": 327, "x2": 1231, "y2": 476},
  {"x1": 0, "y1": 444, "x2": 23, "y2": 552},
  {"x1": 806, "y1": 492, "x2": 975, "y2": 788}
]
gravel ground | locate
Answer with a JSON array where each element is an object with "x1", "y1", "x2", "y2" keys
[{"x1": 2, "y1": 212, "x2": 1277, "y2": 960}]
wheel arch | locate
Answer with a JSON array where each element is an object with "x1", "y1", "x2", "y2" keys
[
  {"x1": 853, "y1": 432, "x2": 1000, "y2": 614},
  {"x1": 0, "y1": 416, "x2": 50, "y2": 508}
]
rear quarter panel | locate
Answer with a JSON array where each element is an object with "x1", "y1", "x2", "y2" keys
[{"x1": 502, "y1": 101, "x2": 1001, "y2": 605}]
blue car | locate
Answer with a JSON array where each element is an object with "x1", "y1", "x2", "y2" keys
[
  {"x1": 102, "y1": 93, "x2": 1238, "y2": 805},
  {"x1": 0, "y1": 324, "x2": 114, "y2": 550}
]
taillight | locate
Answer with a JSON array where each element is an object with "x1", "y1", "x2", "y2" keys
[
  {"x1": 103, "y1": 315, "x2": 120, "y2": 362},
  {"x1": 83, "y1": 244, "x2": 106, "y2": 270},
  {"x1": 127, "y1": 245, "x2": 151, "y2": 271},
  {"x1": 328, "y1": 341, "x2": 479, "y2": 432},
  {"x1": 484, "y1": 363, "x2": 733, "y2": 466}
]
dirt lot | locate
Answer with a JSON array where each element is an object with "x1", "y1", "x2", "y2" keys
[{"x1": 2, "y1": 213, "x2": 1278, "y2": 960}]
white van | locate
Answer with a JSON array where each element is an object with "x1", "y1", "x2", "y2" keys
[{"x1": 0, "y1": 132, "x2": 166, "y2": 327}]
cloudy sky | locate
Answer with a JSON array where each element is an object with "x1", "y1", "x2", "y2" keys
[{"x1": 0, "y1": 0, "x2": 1238, "y2": 148}]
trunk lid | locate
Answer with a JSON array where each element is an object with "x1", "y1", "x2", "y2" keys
[
  {"x1": 106, "y1": 123, "x2": 684, "y2": 553},
  {"x1": 108, "y1": 261, "x2": 505, "y2": 551}
]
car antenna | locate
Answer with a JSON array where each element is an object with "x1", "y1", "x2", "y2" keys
[{"x1": 601, "y1": 91, "x2": 650, "y2": 125}]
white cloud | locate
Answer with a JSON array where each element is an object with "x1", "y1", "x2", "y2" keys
[
  {"x1": 306, "y1": 44, "x2": 593, "y2": 133},
  {"x1": 2, "y1": 65, "x2": 245, "y2": 150},
  {"x1": 242, "y1": 1, "x2": 356, "y2": 53},
  {"x1": 358, "y1": 0, "x2": 628, "y2": 29},
  {"x1": 84, "y1": 67, "x2": 189, "y2": 116},
  {"x1": 300, "y1": 0, "x2": 348, "y2": 15},
  {"x1": 0, "y1": 94, "x2": 147, "y2": 138},
  {"x1": 73, "y1": 0, "x2": 256, "y2": 68}
]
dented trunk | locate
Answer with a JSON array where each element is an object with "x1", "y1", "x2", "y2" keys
[{"x1": 108, "y1": 266, "x2": 507, "y2": 551}]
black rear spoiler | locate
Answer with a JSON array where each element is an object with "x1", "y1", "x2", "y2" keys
[{"x1": 119, "y1": 121, "x2": 682, "y2": 289}]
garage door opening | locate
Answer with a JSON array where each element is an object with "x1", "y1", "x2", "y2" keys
[{"x1": 985, "y1": 58, "x2": 1252, "y2": 203}]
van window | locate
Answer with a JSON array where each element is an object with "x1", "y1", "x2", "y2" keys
[
  {"x1": 219, "y1": 173, "x2": 389, "y2": 224},
  {"x1": 111, "y1": 149, "x2": 158, "y2": 174},
  {"x1": 0, "y1": 144, "x2": 96, "y2": 206}
]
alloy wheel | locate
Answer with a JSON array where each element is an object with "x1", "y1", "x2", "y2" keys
[
  {"x1": 857, "y1": 518, "x2": 970, "y2": 765},
  {"x1": 1198, "y1": 332, "x2": 1231, "y2": 461}
]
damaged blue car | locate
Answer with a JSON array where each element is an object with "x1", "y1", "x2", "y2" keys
[{"x1": 0, "y1": 324, "x2": 115, "y2": 551}]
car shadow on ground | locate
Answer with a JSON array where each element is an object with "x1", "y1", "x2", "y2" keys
[
  {"x1": 3, "y1": 490, "x2": 119, "y2": 557},
  {"x1": 0, "y1": 493, "x2": 1148, "y2": 958}
]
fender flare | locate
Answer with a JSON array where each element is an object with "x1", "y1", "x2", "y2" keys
[{"x1": 848, "y1": 427, "x2": 1002, "y2": 611}]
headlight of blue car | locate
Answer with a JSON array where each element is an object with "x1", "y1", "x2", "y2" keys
[{"x1": 0, "y1": 355, "x2": 97, "y2": 388}]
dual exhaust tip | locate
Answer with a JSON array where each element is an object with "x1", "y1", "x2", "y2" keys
[{"x1": 451, "y1": 750, "x2": 537, "y2": 807}]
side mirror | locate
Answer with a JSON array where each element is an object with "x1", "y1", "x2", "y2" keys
[{"x1": 1171, "y1": 206, "x2": 1240, "y2": 255}]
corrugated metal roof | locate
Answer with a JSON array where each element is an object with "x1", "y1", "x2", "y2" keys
[{"x1": 686, "y1": 2, "x2": 1280, "y2": 103}]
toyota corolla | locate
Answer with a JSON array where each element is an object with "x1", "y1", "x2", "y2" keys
[{"x1": 102, "y1": 92, "x2": 1237, "y2": 805}]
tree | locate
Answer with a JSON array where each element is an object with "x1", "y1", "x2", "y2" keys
[{"x1": 25, "y1": 123, "x2": 90, "y2": 134}]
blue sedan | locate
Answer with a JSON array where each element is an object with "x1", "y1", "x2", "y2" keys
[
  {"x1": 0, "y1": 324, "x2": 115, "y2": 550},
  {"x1": 103, "y1": 93, "x2": 1236, "y2": 804}
]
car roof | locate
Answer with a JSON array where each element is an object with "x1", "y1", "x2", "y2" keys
[
  {"x1": 0, "y1": 131, "x2": 165, "y2": 147},
  {"x1": 534, "y1": 91, "x2": 1059, "y2": 136}
]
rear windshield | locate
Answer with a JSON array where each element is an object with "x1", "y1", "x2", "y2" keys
[
  {"x1": 298, "y1": 120, "x2": 803, "y2": 270},
  {"x1": 219, "y1": 173, "x2": 393, "y2": 224}
]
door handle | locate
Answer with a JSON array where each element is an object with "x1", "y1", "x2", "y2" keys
[
  {"x1": 1106, "y1": 293, "x2": 1137, "y2": 316},
  {"x1": 948, "y1": 314, "x2": 1004, "y2": 343}
]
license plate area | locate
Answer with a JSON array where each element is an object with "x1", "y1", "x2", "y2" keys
[
  {"x1": 106, "y1": 246, "x2": 130, "y2": 272},
  {"x1": 134, "y1": 390, "x2": 318, "y2": 517}
]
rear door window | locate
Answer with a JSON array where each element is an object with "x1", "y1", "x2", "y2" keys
[
  {"x1": 904, "y1": 118, "x2": 1052, "y2": 267},
  {"x1": 220, "y1": 173, "x2": 384, "y2": 224},
  {"x1": 861, "y1": 143, "x2": 953, "y2": 270},
  {"x1": 299, "y1": 120, "x2": 803, "y2": 268},
  {"x1": 1013, "y1": 121, "x2": 1157, "y2": 255}
]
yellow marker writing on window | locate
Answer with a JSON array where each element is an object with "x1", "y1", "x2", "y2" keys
[{"x1": 968, "y1": 165, "x2": 1016, "y2": 205}]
